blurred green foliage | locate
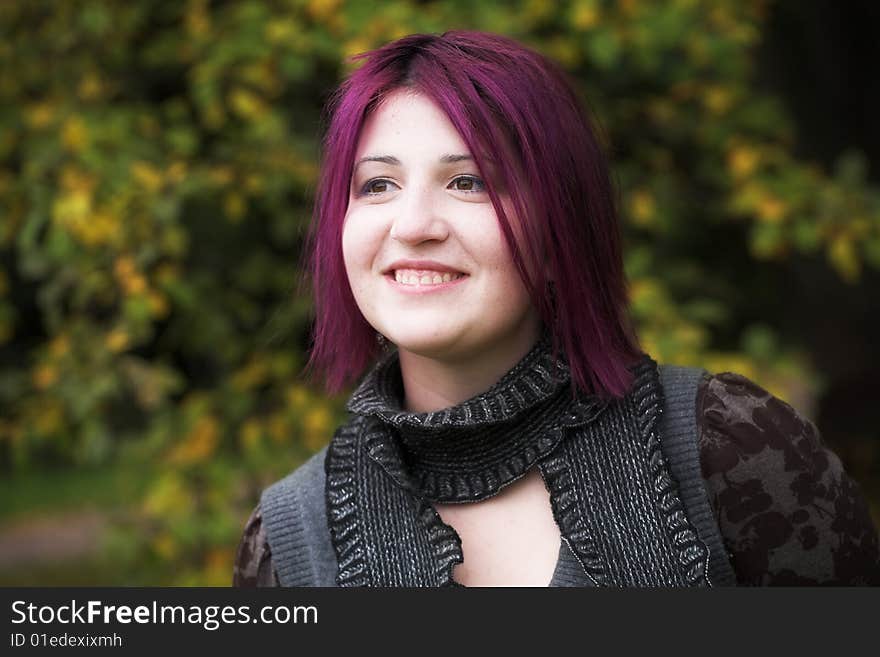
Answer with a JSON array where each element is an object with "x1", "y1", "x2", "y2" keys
[{"x1": 0, "y1": 0, "x2": 878, "y2": 584}]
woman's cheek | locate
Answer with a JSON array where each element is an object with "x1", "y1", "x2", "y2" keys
[{"x1": 341, "y1": 212, "x2": 366, "y2": 270}]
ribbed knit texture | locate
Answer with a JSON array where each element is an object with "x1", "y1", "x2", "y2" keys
[
  {"x1": 658, "y1": 365, "x2": 737, "y2": 586},
  {"x1": 347, "y1": 332, "x2": 607, "y2": 503},
  {"x1": 260, "y1": 447, "x2": 336, "y2": 586},
  {"x1": 326, "y1": 417, "x2": 463, "y2": 586},
  {"x1": 538, "y1": 357, "x2": 708, "y2": 586}
]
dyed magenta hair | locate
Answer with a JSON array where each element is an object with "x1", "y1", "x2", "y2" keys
[{"x1": 303, "y1": 31, "x2": 642, "y2": 399}]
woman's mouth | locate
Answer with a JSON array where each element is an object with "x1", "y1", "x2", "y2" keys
[
  {"x1": 386, "y1": 268, "x2": 469, "y2": 292},
  {"x1": 392, "y1": 268, "x2": 466, "y2": 286}
]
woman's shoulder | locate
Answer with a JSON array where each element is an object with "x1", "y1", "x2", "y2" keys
[
  {"x1": 695, "y1": 370, "x2": 826, "y2": 477},
  {"x1": 233, "y1": 447, "x2": 331, "y2": 587},
  {"x1": 694, "y1": 370, "x2": 880, "y2": 585}
]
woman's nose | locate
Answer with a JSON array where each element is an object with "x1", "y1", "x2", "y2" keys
[{"x1": 389, "y1": 185, "x2": 449, "y2": 245}]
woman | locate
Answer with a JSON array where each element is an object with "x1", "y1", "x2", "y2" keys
[{"x1": 234, "y1": 31, "x2": 879, "y2": 587}]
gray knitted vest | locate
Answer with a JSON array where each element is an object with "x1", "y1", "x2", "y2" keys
[{"x1": 261, "y1": 341, "x2": 736, "y2": 587}]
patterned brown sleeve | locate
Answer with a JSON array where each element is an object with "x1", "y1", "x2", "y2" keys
[
  {"x1": 232, "y1": 505, "x2": 280, "y2": 587},
  {"x1": 696, "y1": 371, "x2": 880, "y2": 585}
]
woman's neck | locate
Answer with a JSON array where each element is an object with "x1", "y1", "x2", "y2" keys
[{"x1": 396, "y1": 320, "x2": 543, "y2": 413}]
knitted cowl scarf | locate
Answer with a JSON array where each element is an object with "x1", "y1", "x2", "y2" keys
[{"x1": 325, "y1": 332, "x2": 713, "y2": 587}]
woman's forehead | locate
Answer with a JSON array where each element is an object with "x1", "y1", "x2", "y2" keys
[
  {"x1": 354, "y1": 90, "x2": 471, "y2": 160},
  {"x1": 351, "y1": 89, "x2": 509, "y2": 189}
]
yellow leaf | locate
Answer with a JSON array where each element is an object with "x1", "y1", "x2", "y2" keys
[
  {"x1": 244, "y1": 174, "x2": 264, "y2": 193},
  {"x1": 389, "y1": 25, "x2": 410, "y2": 41},
  {"x1": 25, "y1": 102, "x2": 56, "y2": 129},
  {"x1": 156, "y1": 264, "x2": 180, "y2": 286},
  {"x1": 546, "y1": 38, "x2": 579, "y2": 67},
  {"x1": 303, "y1": 406, "x2": 332, "y2": 450},
  {"x1": 703, "y1": 86, "x2": 733, "y2": 115},
  {"x1": 231, "y1": 358, "x2": 269, "y2": 390},
  {"x1": 265, "y1": 19, "x2": 298, "y2": 44},
  {"x1": 52, "y1": 190, "x2": 92, "y2": 225},
  {"x1": 105, "y1": 328, "x2": 130, "y2": 353},
  {"x1": 84, "y1": 210, "x2": 122, "y2": 247},
  {"x1": 143, "y1": 473, "x2": 192, "y2": 518},
  {"x1": 124, "y1": 273, "x2": 147, "y2": 296},
  {"x1": 153, "y1": 533, "x2": 179, "y2": 560},
  {"x1": 630, "y1": 189, "x2": 656, "y2": 226},
  {"x1": 34, "y1": 402, "x2": 64, "y2": 436},
  {"x1": 208, "y1": 166, "x2": 234, "y2": 186},
  {"x1": 204, "y1": 547, "x2": 233, "y2": 575},
  {"x1": 703, "y1": 85, "x2": 733, "y2": 114},
  {"x1": 850, "y1": 217, "x2": 871, "y2": 238},
  {"x1": 756, "y1": 195, "x2": 787, "y2": 223},
  {"x1": 727, "y1": 146, "x2": 760, "y2": 179},
  {"x1": 223, "y1": 192, "x2": 246, "y2": 221},
  {"x1": 167, "y1": 160, "x2": 188, "y2": 184},
  {"x1": 571, "y1": 0, "x2": 600, "y2": 30},
  {"x1": 268, "y1": 414, "x2": 289, "y2": 445},
  {"x1": 239, "y1": 419, "x2": 263, "y2": 450},
  {"x1": 77, "y1": 73, "x2": 103, "y2": 101},
  {"x1": 32, "y1": 364, "x2": 58, "y2": 390},
  {"x1": 114, "y1": 256, "x2": 136, "y2": 279},
  {"x1": 49, "y1": 333, "x2": 70, "y2": 358},
  {"x1": 829, "y1": 235, "x2": 861, "y2": 283},
  {"x1": 343, "y1": 38, "x2": 372, "y2": 61},
  {"x1": 185, "y1": 0, "x2": 211, "y2": 37},
  {"x1": 169, "y1": 415, "x2": 220, "y2": 465},
  {"x1": 131, "y1": 161, "x2": 164, "y2": 192},
  {"x1": 59, "y1": 166, "x2": 97, "y2": 193},
  {"x1": 202, "y1": 101, "x2": 226, "y2": 129},
  {"x1": 61, "y1": 116, "x2": 89, "y2": 152},
  {"x1": 228, "y1": 88, "x2": 266, "y2": 120},
  {"x1": 147, "y1": 291, "x2": 170, "y2": 318},
  {"x1": 307, "y1": 0, "x2": 341, "y2": 21},
  {"x1": 286, "y1": 384, "x2": 310, "y2": 409},
  {"x1": 629, "y1": 278, "x2": 662, "y2": 307},
  {"x1": 619, "y1": 0, "x2": 639, "y2": 16},
  {"x1": 637, "y1": 331, "x2": 661, "y2": 360}
]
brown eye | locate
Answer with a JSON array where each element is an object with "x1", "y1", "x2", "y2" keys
[
  {"x1": 450, "y1": 176, "x2": 485, "y2": 193},
  {"x1": 360, "y1": 179, "x2": 398, "y2": 196}
]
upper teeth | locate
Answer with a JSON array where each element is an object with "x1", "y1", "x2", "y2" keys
[{"x1": 394, "y1": 269, "x2": 464, "y2": 285}]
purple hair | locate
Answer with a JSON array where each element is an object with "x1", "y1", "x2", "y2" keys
[{"x1": 303, "y1": 31, "x2": 642, "y2": 400}]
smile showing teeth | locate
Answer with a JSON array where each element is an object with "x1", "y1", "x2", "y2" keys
[{"x1": 393, "y1": 269, "x2": 465, "y2": 286}]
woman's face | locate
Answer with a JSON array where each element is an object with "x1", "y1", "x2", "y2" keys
[{"x1": 342, "y1": 89, "x2": 540, "y2": 364}]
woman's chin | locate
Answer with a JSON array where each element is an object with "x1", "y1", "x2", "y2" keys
[{"x1": 385, "y1": 330, "x2": 469, "y2": 361}]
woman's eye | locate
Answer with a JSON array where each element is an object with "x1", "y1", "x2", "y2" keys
[
  {"x1": 358, "y1": 176, "x2": 485, "y2": 196},
  {"x1": 449, "y1": 176, "x2": 486, "y2": 193},
  {"x1": 360, "y1": 179, "x2": 398, "y2": 195}
]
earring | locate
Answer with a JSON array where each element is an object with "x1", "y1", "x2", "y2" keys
[{"x1": 376, "y1": 332, "x2": 389, "y2": 351}]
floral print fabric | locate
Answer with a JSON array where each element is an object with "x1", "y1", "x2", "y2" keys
[
  {"x1": 698, "y1": 372, "x2": 879, "y2": 585},
  {"x1": 234, "y1": 372, "x2": 880, "y2": 586}
]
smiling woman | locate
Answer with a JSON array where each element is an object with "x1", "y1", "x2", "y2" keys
[{"x1": 233, "y1": 31, "x2": 880, "y2": 587}]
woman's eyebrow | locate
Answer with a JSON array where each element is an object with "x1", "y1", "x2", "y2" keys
[{"x1": 353, "y1": 153, "x2": 478, "y2": 170}]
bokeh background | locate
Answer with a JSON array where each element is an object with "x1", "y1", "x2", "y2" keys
[{"x1": 1, "y1": 0, "x2": 878, "y2": 585}]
